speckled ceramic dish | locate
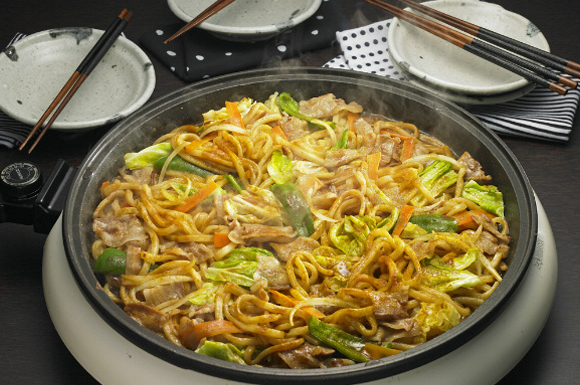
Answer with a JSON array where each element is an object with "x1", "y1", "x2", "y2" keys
[
  {"x1": 0, "y1": 28, "x2": 156, "y2": 131},
  {"x1": 167, "y1": 0, "x2": 322, "y2": 41},
  {"x1": 387, "y1": 0, "x2": 550, "y2": 98}
]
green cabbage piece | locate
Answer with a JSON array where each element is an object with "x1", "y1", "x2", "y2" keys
[
  {"x1": 421, "y1": 259, "x2": 482, "y2": 292},
  {"x1": 188, "y1": 282, "x2": 220, "y2": 305},
  {"x1": 123, "y1": 142, "x2": 172, "y2": 170},
  {"x1": 227, "y1": 247, "x2": 273, "y2": 261},
  {"x1": 205, "y1": 258, "x2": 258, "y2": 287},
  {"x1": 292, "y1": 160, "x2": 327, "y2": 175},
  {"x1": 205, "y1": 247, "x2": 273, "y2": 287},
  {"x1": 267, "y1": 150, "x2": 295, "y2": 184},
  {"x1": 330, "y1": 215, "x2": 376, "y2": 256},
  {"x1": 195, "y1": 341, "x2": 246, "y2": 365},
  {"x1": 412, "y1": 161, "x2": 458, "y2": 206},
  {"x1": 462, "y1": 180, "x2": 505, "y2": 217},
  {"x1": 223, "y1": 185, "x2": 281, "y2": 224},
  {"x1": 414, "y1": 301, "x2": 461, "y2": 341},
  {"x1": 428, "y1": 248, "x2": 479, "y2": 271}
]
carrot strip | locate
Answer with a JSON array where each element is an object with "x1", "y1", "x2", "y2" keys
[
  {"x1": 453, "y1": 209, "x2": 496, "y2": 232},
  {"x1": 175, "y1": 181, "x2": 218, "y2": 212},
  {"x1": 269, "y1": 125, "x2": 288, "y2": 142},
  {"x1": 367, "y1": 152, "x2": 382, "y2": 183},
  {"x1": 225, "y1": 101, "x2": 244, "y2": 128},
  {"x1": 179, "y1": 320, "x2": 242, "y2": 350},
  {"x1": 347, "y1": 112, "x2": 359, "y2": 132},
  {"x1": 401, "y1": 137, "x2": 415, "y2": 161},
  {"x1": 268, "y1": 289, "x2": 325, "y2": 319},
  {"x1": 392, "y1": 205, "x2": 414, "y2": 237},
  {"x1": 185, "y1": 135, "x2": 213, "y2": 153},
  {"x1": 213, "y1": 232, "x2": 231, "y2": 248}
]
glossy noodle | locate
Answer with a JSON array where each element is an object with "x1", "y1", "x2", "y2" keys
[{"x1": 91, "y1": 93, "x2": 510, "y2": 368}]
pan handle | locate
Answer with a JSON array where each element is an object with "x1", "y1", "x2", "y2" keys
[{"x1": 0, "y1": 159, "x2": 76, "y2": 234}]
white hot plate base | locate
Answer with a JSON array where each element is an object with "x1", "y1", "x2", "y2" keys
[{"x1": 43, "y1": 196, "x2": 557, "y2": 385}]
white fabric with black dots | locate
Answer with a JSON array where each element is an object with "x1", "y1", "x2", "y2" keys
[{"x1": 325, "y1": 19, "x2": 578, "y2": 142}]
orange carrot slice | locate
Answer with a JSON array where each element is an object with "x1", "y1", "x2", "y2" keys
[
  {"x1": 179, "y1": 319, "x2": 242, "y2": 350},
  {"x1": 392, "y1": 205, "x2": 414, "y2": 237},
  {"x1": 269, "y1": 289, "x2": 325, "y2": 319},
  {"x1": 213, "y1": 232, "x2": 231, "y2": 248},
  {"x1": 367, "y1": 152, "x2": 382, "y2": 183},
  {"x1": 401, "y1": 137, "x2": 415, "y2": 161},
  {"x1": 175, "y1": 181, "x2": 218, "y2": 212},
  {"x1": 225, "y1": 101, "x2": 244, "y2": 128}
]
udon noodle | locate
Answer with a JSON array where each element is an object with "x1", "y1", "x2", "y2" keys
[{"x1": 91, "y1": 93, "x2": 510, "y2": 368}]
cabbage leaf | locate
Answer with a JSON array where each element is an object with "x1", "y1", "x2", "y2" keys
[
  {"x1": 124, "y1": 142, "x2": 172, "y2": 170},
  {"x1": 195, "y1": 341, "x2": 246, "y2": 364},
  {"x1": 462, "y1": 180, "x2": 505, "y2": 217}
]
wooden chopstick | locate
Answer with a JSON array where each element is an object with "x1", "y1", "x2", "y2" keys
[
  {"x1": 365, "y1": 0, "x2": 571, "y2": 95},
  {"x1": 164, "y1": 0, "x2": 237, "y2": 44},
  {"x1": 19, "y1": 9, "x2": 134, "y2": 153},
  {"x1": 398, "y1": 0, "x2": 580, "y2": 79}
]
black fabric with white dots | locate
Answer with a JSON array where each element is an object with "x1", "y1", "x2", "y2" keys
[{"x1": 140, "y1": 0, "x2": 347, "y2": 82}]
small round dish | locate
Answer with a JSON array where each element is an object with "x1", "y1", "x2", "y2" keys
[
  {"x1": 391, "y1": 55, "x2": 537, "y2": 105},
  {"x1": 387, "y1": 0, "x2": 550, "y2": 98},
  {"x1": 0, "y1": 28, "x2": 156, "y2": 131},
  {"x1": 167, "y1": 0, "x2": 322, "y2": 42}
]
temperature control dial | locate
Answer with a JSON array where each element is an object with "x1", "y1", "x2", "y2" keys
[{"x1": 0, "y1": 162, "x2": 43, "y2": 200}]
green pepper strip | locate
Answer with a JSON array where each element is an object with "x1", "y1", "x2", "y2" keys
[
  {"x1": 154, "y1": 155, "x2": 244, "y2": 191},
  {"x1": 94, "y1": 248, "x2": 126, "y2": 275},
  {"x1": 270, "y1": 183, "x2": 315, "y2": 237},
  {"x1": 225, "y1": 174, "x2": 244, "y2": 192},
  {"x1": 409, "y1": 214, "x2": 458, "y2": 233},
  {"x1": 332, "y1": 129, "x2": 349, "y2": 150},
  {"x1": 308, "y1": 317, "x2": 370, "y2": 363},
  {"x1": 154, "y1": 155, "x2": 214, "y2": 178}
]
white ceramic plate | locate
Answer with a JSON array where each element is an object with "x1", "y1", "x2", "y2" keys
[
  {"x1": 167, "y1": 0, "x2": 322, "y2": 42},
  {"x1": 387, "y1": 0, "x2": 550, "y2": 97},
  {"x1": 0, "y1": 28, "x2": 156, "y2": 131},
  {"x1": 390, "y1": 55, "x2": 537, "y2": 105}
]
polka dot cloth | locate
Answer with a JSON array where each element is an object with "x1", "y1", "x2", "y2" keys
[
  {"x1": 325, "y1": 20, "x2": 404, "y2": 81},
  {"x1": 325, "y1": 19, "x2": 579, "y2": 142},
  {"x1": 140, "y1": 0, "x2": 347, "y2": 82}
]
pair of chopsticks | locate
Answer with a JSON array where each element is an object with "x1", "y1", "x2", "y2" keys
[
  {"x1": 19, "y1": 9, "x2": 134, "y2": 153},
  {"x1": 365, "y1": 0, "x2": 579, "y2": 96},
  {"x1": 164, "y1": 0, "x2": 236, "y2": 44}
]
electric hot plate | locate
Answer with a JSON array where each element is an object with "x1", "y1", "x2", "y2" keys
[{"x1": 43, "y1": 196, "x2": 556, "y2": 385}]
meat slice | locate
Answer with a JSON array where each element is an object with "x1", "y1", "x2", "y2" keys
[
  {"x1": 457, "y1": 152, "x2": 492, "y2": 182},
  {"x1": 324, "y1": 149, "x2": 366, "y2": 168},
  {"x1": 124, "y1": 303, "x2": 168, "y2": 333},
  {"x1": 143, "y1": 282, "x2": 187, "y2": 307},
  {"x1": 280, "y1": 116, "x2": 310, "y2": 141},
  {"x1": 93, "y1": 214, "x2": 148, "y2": 248},
  {"x1": 254, "y1": 255, "x2": 290, "y2": 290},
  {"x1": 278, "y1": 342, "x2": 335, "y2": 369},
  {"x1": 352, "y1": 117, "x2": 376, "y2": 148},
  {"x1": 125, "y1": 245, "x2": 143, "y2": 275},
  {"x1": 298, "y1": 93, "x2": 363, "y2": 119},
  {"x1": 471, "y1": 212, "x2": 510, "y2": 244},
  {"x1": 367, "y1": 290, "x2": 409, "y2": 322},
  {"x1": 160, "y1": 241, "x2": 214, "y2": 263},
  {"x1": 228, "y1": 222, "x2": 297, "y2": 245},
  {"x1": 271, "y1": 237, "x2": 321, "y2": 262}
]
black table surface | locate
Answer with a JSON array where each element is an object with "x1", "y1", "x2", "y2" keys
[{"x1": 1, "y1": 1, "x2": 578, "y2": 384}]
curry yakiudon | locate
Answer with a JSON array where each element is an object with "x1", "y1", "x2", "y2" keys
[{"x1": 92, "y1": 92, "x2": 510, "y2": 368}]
